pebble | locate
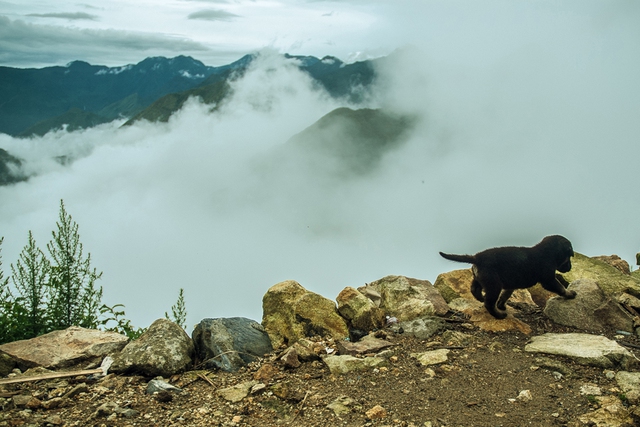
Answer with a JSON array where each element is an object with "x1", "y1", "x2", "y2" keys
[{"x1": 365, "y1": 405, "x2": 387, "y2": 419}]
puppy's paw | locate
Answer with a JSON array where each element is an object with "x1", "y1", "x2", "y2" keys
[
  {"x1": 564, "y1": 290, "x2": 577, "y2": 299},
  {"x1": 488, "y1": 308, "x2": 508, "y2": 319}
]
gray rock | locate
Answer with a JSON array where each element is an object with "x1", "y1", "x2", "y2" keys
[
  {"x1": 111, "y1": 318, "x2": 194, "y2": 377},
  {"x1": 524, "y1": 333, "x2": 636, "y2": 369},
  {"x1": 0, "y1": 326, "x2": 128, "y2": 370},
  {"x1": 615, "y1": 371, "x2": 640, "y2": 404},
  {"x1": 544, "y1": 279, "x2": 634, "y2": 332},
  {"x1": 217, "y1": 381, "x2": 258, "y2": 402},
  {"x1": 327, "y1": 396, "x2": 356, "y2": 417},
  {"x1": 396, "y1": 317, "x2": 445, "y2": 340},
  {"x1": 192, "y1": 317, "x2": 273, "y2": 372},
  {"x1": 146, "y1": 379, "x2": 182, "y2": 395},
  {"x1": 323, "y1": 354, "x2": 387, "y2": 375},
  {"x1": 363, "y1": 276, "x2": 449, "y2": 321}
]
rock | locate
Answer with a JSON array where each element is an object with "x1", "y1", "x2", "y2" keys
[
  {"x1": 146, "y1": 379, "x2": 182, "y2": 395},
  {"x1": 447, "y1": 297, "x2": 483, "y2": 315},
  {"x1": 271, "y1": 381, "x2": 305, "y2": 401},
  {"x1": 289, "y1": 339, "x2": 321, "y2": 362},
  {"x1": 469, "y1": 308, "x2": 532, "y2": 334},
  {"x1": 253, "y1": 363, "x2": 280, "y2": 382},
  {"x1": 561, "y1": 252, "x2": 640, "y2": 297},
  {"x1": 365, "y1": 404, "x2": 387, "y2": 420},
  {"x1": 262, "y1": 280, "x2": 349, "y2": 348},
  {"x1": 280, "y1": 346, "x2": 301, "y2": 368},
  {"x1": 516, "y1": 390, "x2": 532, "y2": 402},
  {"x1": 618, "y1": 292, "x2": 640, "y2": 309},
  {"x1": 335, "y1": 334, "x2": 394, "y2": 356},
  {"x1": 544, "y1": 279, "x2": 635, "y2": 332},
  {"x1": 323, "y1": 354, "x2": 387, "y2": 375},
  {"x1": 358, "y1": 287, "x2": 382, "y2": 307},
  {"x1": 92, "y1": 401, "x2": 138, "y2": 419},
  {"x1": 411, "y1": 349, "x2": 450, "y2": 366},
  {"x1": 192, "y1": 317, "x2": 273, "y2": 372},
  {"x1": 615, "y1": 371, "x2": 640, "y2": 404},
  {"x1": 327, "y1": 396, "x2": 355, "y2": 417},
  {"x1": 217, "y1": 381, "x2": 258, "y2": 403},
  {"x1": 577, "y1": 395, "x2": 634, "y2": 426},
  {"x1": 63, "y1": 383, "x2": 89, "y2": 399},
  {"x1": 441, "y1": 331, "x2": 473, "y2": 346},
  {"x1": 363, "y1": 275, "x2": 449, "y2": 321},
  {"x1": 395, "y1": 317, "x2": 445, "y2": 340},
  {"x1": 110, "y1": 318, "x2": 194, "y2": 377},
  {"x1": 336, "y1": 286, "x2": 386, "y2": 332},
  {"x1": 580, "y1": 384, "x2": 602, "y2": 396},
  {"x1": 0, "y1": 351, "x2": 16, "y2": 377},
  {"x1": 593, "y1": 255, "x2": 631, "y2": 274},
  {"x1": 434, "y1": 269, "x2": 474, "y2": 303},
  {"x1": 524, "y1": 333, "x2": 635, "y2": 369},
  {"x1": 0, "y1": 326, "x2": 128, "y2": 370}
]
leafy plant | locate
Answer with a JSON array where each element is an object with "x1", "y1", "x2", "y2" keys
[
  {"x1": 46, "y1": 200, "x2": 103, "y2": 329},
  {"x1": 99, "y1": 303, "x2": 147, "y2": 340},
  {"x1": 11, "y1": 230, "x2": 50, "y2": 338},
  {"x1": 165, "y1": 287, "x2": 187, "y2": 330}
]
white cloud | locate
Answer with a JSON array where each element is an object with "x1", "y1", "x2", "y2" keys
[{"x1": 1, "y1": 2, "x2": 639, "y2": 330}]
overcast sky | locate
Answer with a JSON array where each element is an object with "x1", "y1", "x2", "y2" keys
[{"x1": 0, "y1": 1, "x2": 639, "y2": 330}]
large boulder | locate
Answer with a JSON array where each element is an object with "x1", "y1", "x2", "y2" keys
[
  {"x1": 593, "y1": 255, "x2": 631, "y2": 275},
  {"x1": 0, "y1": 326, "x2": 128, "y2": 370},
  {"x1": 360, "y1": 276, "x2": 449, "y2": 321},
  {"x1": 561, "y1": 253, "x2": 640, "y2": 297},
  {"x1": 192, "y1": 317, "x2": 272, "y2": 372},
  {"x1": 110, "y1": 318, "x2": 194, "y2": 377},
  {"x1": 336, "y1": 287, "x2": 385, "y2": 332},
  {"x1": 525, "y1": 333, "x2": 635, "y2": 369},
  {"x1": 544, "y1": 279, "x2": 634, "y2": 333},
  {"x1": 262, "y1": 280, "x2": 349, "y2": 348}
]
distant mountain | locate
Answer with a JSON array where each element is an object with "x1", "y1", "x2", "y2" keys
[
  {"x1": 0, "y1": 55, "x2": 248, "y2": 137},
  {"x1": 284, "y1": 107, "x2": 416, "y2": 174},
  {"x1": 124, "y1": 54, "x2": 375, "y2": 126},
  {"x1": 0, "y1": 148, "x2": 26, "y2": 185}
]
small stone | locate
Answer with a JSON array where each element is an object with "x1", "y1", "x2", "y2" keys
[
  {"x1": 516, "y1": 390, "x2": 532, "y2": 402},
  {"x1": 495, "y1": 412, "x2": 506, "y2": 418},
  {"x1": 365, "y1": 405, "x2": 387, "y2": 420},
  {"x1": 155, "y1": 390, "x2": 173, "y2": 402},
  {"x1": 250, "y1": 383, "x2": 267, "y2": 394},
  {"x1": 232, "y1": 415, "x2": 242, "y2": 423},
  {"x1": 580, "y1": 384, "x2": 603, "y2": 396},
  {"x1": 44, "y1": 415, "x2": 63, "y2": 425}
]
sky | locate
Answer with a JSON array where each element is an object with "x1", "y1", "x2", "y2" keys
[{"x1": 0, "y1": 1, "x2": 639, "y2": 330}]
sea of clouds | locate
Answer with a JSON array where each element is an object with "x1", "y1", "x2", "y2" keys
[{"x1": 1, "y1": 3, "x2": 638, "y2": 329}]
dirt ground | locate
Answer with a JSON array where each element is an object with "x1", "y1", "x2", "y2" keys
[{"x1": 1, "y1": 307, "x2": 639, "y2": 427}]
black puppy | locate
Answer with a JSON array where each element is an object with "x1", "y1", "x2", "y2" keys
[{"x1": 439, "y1": 235, "x2": 576, "y2": 319}]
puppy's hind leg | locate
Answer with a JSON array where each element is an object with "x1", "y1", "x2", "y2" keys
[
  {"x1": 496, "y1": 289, "x2": 514, "y2": 311},
  {"x1": 470, "y1": 278, "x2": 484, "y2": 302},
  {"x1": 482, "y1": 275, "x2": 508, "y2": 319}
]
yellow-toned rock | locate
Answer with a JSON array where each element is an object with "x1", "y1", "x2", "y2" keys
[{"x1": 262, "y1": 280, "x2": 348, "y2": 348}]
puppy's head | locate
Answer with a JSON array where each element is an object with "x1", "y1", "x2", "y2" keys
[{"x1": 542, "y1": 235, "x2": 574, "y2": 273}]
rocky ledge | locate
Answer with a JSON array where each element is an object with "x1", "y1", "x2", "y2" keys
[{"x1": 1, "y1": 252, "x2": 640, "y2": 426}]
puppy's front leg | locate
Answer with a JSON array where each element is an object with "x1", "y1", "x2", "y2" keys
[{"x1": 541, "y1": 278, "x2": 576, "y2": 299}]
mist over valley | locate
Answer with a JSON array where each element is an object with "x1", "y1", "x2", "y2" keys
[{"x1": 0, "y1": 3, "x2": 638, "y2": 329}]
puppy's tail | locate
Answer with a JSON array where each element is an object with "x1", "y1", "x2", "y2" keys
[{"x1": 439, "y1": 252, "x2": 476, "y2": 264}]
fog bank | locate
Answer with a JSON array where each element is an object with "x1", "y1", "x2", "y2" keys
[{"x1": 1, "y1": 3, "x2": 639, "y2": 329}]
